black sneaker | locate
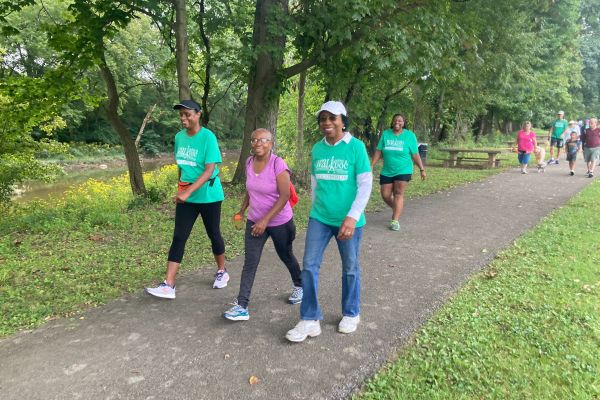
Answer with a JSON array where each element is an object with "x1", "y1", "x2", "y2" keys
[
  {"x1": 589, "y1": 173, "x2": 594, "y2": 178},
  {"x1": 570, "y1": 171, "x2": 574, "y2": 176}
]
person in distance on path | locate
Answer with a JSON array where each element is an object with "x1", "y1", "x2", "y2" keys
[
  {"x1": 564, "y1": 131, "x2": 581, "y2": 176},
  {"x1": 370, "y1": 113, "x2": 426, "y2": 231},
  {"x1": 548, "y1": 110, "x2": 568, "y2": 164},
  {"x1": 515, "y1": 121, "x2": 537, "y2": 174},
  {"x1": 580, "y1": 118, "x2": 600, "y2": 178}
]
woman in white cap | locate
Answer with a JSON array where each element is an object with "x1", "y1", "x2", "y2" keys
[
  {"x1": 145, "y1": 99, "x2": 228, "y2": 299},
  {"x1": 286, "y1": 101, "x2": 373, "y2": 342},
  {"x1": 370, "y1": 113, "x2": 426, "y2": 231}
]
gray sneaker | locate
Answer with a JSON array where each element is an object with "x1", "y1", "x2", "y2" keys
[
  {"x1": 145, "y1": 281, "x2": 176, "y2": 299},
  {"x1": 213, "y1": 269, "x2": 229, "y2": 289},
  {"x1": 288, "y1": 286, "x2": 303, "y2": 304}
]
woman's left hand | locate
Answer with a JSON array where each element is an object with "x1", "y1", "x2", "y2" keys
[
  {"x1": 337, "y1": 217, "x2": 357, "y2": 240},
  {"x1": 251, "y1": 218, "x2": 268, "y2": 236}
]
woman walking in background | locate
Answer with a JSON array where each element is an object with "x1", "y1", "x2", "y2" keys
[
  {"x1": 370, "y1": 113, "x2": 426, "y2": 231},
  {"x1": 515, "y1": 121, "x2": 537, "y2": 174}
]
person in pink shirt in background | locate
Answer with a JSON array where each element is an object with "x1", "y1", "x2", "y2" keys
[
  {"x1": 515, "y1": 121, "x2": 537, "y2": 174},
  {"x1": 223, "y1": 128, "x2": 303, "y2": 321}
]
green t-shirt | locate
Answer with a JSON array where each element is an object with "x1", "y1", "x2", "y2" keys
[
  {"x1": 310, "y1": 135, "x2": 371, "y2": 228},
  {"x1": 174, "y1": 127, "x2": 224, "y2": 203},
  {"x1": 551, "y1": 119, "x2": 568, "y2": 139},
  {"x1": 376, "y1": 129, "x2": 418, "y2": 176}
]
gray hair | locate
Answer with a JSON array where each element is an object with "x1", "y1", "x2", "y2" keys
[{"x1": 251, "y1": 128, "x2": 273, "y2": 140}]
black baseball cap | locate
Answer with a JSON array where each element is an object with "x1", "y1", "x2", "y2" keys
[{"x1": 173, "y1": 99, "x2": 200, "y2": 112}]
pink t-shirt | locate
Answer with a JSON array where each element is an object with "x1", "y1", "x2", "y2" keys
[
  {"x1": 517, "y1": 130, "x2": 536, "y2": 152},
  {"x1": 246, "y1": 154, "x2": 293, "y2": 227}
]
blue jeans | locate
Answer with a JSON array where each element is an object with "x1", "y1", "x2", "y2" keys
[{"x1": 300, "y1": 218, "x2": 363, "y2": 320}]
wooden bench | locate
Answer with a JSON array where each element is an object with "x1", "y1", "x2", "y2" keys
[
  {"x1": 439, "y1": 148, "x2": 505, "y2": 169},
  {"x1": 456, "y1": 156, "x2": 502, "y2": 168}
]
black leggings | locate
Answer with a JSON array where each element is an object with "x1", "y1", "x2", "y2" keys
[
  {"x1": 236, "y1": 218, "x2": 302, "y2": 308},
  {"x1": 168, "y1": 201, "x2": 225, "y2": 263}
]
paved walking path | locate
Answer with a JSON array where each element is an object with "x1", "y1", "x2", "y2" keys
[{"x1": 0, "y1": 163, "x2": 595, "y2": 400}]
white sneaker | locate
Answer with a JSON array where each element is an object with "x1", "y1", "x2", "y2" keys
[
  {"x1": 145, "y1": 281, "x2": 176, "y2": 299},
  {"x1": 285, "y1": 320, "x2": 321, "y2": 342},
  {"x1": 338, "y1": 315, "x2": 360, "y2": 334},
  {"x1": 213, "y1": 269, "x2": 229, "y2": 289}
]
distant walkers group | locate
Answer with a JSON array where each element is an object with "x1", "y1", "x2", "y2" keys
[
  {"x1": 516, "y1": 110, "x2": 600, "y2": 177},
  {"x1": 145, "y1": 98, "x2": 426, "y2": 343}
]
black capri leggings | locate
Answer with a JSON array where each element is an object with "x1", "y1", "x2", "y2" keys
[{"x1": 168, "y1": 201, "x2": 225, "y2": 263}]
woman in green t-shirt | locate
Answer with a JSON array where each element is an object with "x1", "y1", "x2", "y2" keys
[
  {"x1": 145, "y1": 100, "x2": 227, "y2": 300},
  {"x1": 286, "y1": 101, "x2": 373, "y2": 342},
  {"x1": 371, "y1": 113, "x2": 426, "y2": 231}
]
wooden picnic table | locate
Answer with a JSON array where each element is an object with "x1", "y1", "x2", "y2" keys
[{"x1": 439, "y1": 148, "x2": 505, "y2": 168}]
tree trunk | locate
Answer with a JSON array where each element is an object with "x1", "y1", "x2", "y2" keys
[
  {"x1": 135, "y1": 104, "x2": 157, "y2": 148},
  {"x1": 432, "y1": 89, "x2": 445, "y2": 142},
  {"x1": 374, "y1": 103, "x2": 389, "y2": 156},
  {"x1": 173, "y1": 0, "x2": 191, "y2": 100},
  {"x1": 489, "y1": 108, "x2": 497, "y2": 136},
  {"x1": 296, "y1": 70, "x2": 308, "y2": 185},
  {"x1": 198, "y1": 0, "x2": 211, "y2": 124},
  {"x1": 99, "y1": 57, "x2": 146, "y2": 196},
  {"x1": 232, "y1": 0, "x2": 288, "y2": 184}
]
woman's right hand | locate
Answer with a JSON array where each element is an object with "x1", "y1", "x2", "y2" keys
[{"x1": 174, "y1": 189, "x2": 191, "y2": 204}]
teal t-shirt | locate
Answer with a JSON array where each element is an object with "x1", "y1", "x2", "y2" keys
[
  {"x1": 310, "y1": 135, "x2": 371, "y2": 228},
  {"x1": 174, "y1": 127, "x2": 224, "y2": 203},
  {"x1": 551, "y1": 119, "x2": 568, "y2": 139},
  {"x1": 376, "y1": 129, "x2": 418, "y2": 176}
]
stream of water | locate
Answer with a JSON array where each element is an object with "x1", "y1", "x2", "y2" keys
[{"x1": 12, "y1": 151, "x2": 240, "y2": 203}]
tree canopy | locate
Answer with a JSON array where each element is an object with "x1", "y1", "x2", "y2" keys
[{"x1": 0, "y1": 0, "x2": 598, "y2": 198}]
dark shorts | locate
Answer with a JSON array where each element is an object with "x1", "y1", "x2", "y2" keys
[
  {"x1": 566, "y1": 152, "x2": 577, "y2": 162},
  {"x1": 550, "y1": 137, "x2": 564, "y2": 148},
  {"x1": 380, "y1": 173, "x2": 412, "y2": 185}
]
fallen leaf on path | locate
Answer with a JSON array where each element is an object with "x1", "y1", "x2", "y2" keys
[
  {"x1": 482, "y1": 248, "x2": 488, "y2": 253},
  {"x1": 248, "y1": 375, "x2": 260, "y2": 385}
]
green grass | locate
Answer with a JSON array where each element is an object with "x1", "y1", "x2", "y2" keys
[
  {"x1": 357, "y1": 180, "x2": 600, "y2": 400},
  {"x1": 0, "y1": 165, "x2": 498, "y2": 337}
]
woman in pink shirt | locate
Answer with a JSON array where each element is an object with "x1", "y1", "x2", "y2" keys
[
  {"x1": 515, "y1": 121, "x2": 537, "y2": 174},
  {"x1": 223, "y1": 128, "x2": 302, "y2": 321}
]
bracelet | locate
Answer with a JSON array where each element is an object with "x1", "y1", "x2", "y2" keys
[{"x1": 420, "y1": 169, "x2": 425, "y2": 172}]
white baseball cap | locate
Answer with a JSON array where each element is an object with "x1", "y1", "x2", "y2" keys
[
  {"x1": 316, "y1": 101, "x2": 347, "y2": 117},
  {"x1": 558, "y1": 110, "x2": 564, "y2": 115}
]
